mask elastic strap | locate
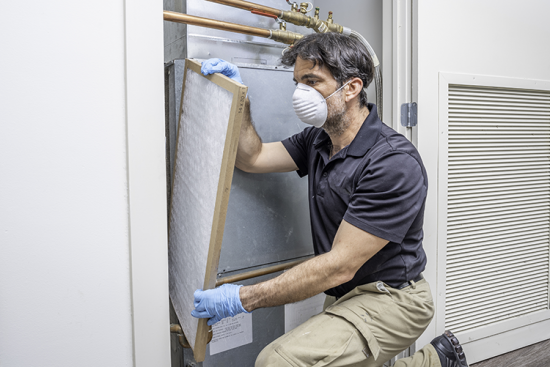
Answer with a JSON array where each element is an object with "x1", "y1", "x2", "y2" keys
[{"x1": 325, "y1": 80, "x2": 352, "y2": 101}]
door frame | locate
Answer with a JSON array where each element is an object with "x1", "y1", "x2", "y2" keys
[{"x1": 125, "y1": 1, "x2": 171, "y2": 366}]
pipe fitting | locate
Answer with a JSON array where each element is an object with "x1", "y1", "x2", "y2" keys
[
  {"x1": 280, "y1": 10, "x2": 309, "y2": 26},
  {"x1": 280, "y1": 10, "x2": 343, "y2": 34},
  {"x1": 325, "y1": 22, "x2": 343, "y2": 33},
  {"x1": 170, "y1": 323, "x2": 213, "y2": 348},
  {"x1": 170, "y1": 324, "x2": 191, "y2": 348},
  {"x1": 299, "y1": 2, "x2": 313, "y2": 14},
  {"x1": 269, "y1": 29, "x2": 304, "y2": 44},
  {"x1": 309, "y1": 17, "x2": 329, "y2": 33}
]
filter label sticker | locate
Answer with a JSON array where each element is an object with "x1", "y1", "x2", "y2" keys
[{"x1": 209, "y1": 313, "x2": 253, "y2": 355}]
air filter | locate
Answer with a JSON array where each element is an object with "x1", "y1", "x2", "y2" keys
[{"x1": 168, "y1": 59, "x2": 247, "y2": 362}]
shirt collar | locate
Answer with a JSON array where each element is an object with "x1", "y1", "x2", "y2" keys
[{"x1": 313, "y1": 103, "x2": 382, "y2": 157}]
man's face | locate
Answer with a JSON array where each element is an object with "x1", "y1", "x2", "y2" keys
[
  {"x1": 293, "y1": 57, "x2": 339, "y2": 98},
  {"x1": 293, "y1": 57, "x2": 350, "y2": 136}
]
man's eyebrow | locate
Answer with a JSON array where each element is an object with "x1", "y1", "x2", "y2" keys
[{"x1": 298, "y1": 73, "x2": 321, "y2": 81}]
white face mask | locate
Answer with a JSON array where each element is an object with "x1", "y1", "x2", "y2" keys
[{"x1": 292, "y1": 80, "x2": 351, "y2": 127}]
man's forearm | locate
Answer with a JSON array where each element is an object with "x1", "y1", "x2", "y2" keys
[
  {"x1": 236, "y1": 98, "x2": 262, "y2": 171},
  {"x1": 239, "y1": 252, "x2": 352, "y2": 312}
]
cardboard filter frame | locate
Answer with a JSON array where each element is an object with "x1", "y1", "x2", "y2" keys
[{"x1": 168, "y1": 58, "x2": 248, "y2": 362}]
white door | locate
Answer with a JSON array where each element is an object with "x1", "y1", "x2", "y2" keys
[{"x1": 413, "y1": 0, "x2": 550, "y2": 364}]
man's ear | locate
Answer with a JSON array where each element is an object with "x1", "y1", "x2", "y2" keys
[{"x1": 345, "y1": 77, "x2": 364, "y2": 103}]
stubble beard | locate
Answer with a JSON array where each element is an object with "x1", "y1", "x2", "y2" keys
[{"x1": 322, "y1": 91, "x2": 350, "y2": 137}]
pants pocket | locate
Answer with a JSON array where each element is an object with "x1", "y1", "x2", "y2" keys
[
  {"x1": 325, "y1": 306, "x2": 382, "y2": 361},
  {"x1": 275, "y1": 329, "x2": 357, "y2": 367},
  {"x1": 257, "y1": 312, "x2": 368, "y2": 367}
]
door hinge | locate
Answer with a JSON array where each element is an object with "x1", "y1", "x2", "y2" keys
[{"x1": 400, "y1": 102, "x2": 417, "y2": 127}]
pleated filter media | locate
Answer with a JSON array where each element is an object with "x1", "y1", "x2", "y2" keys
[{"x1": 168, "y1": 59, "x2": 247, "y2": 361}]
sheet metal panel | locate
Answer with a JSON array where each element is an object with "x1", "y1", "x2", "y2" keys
[
  {"x1": 219, "y1": 65, "x2": 314, "y2": 274},
  {"x1": 164, "y1": 0, "x2": 187, "y2": 62}
]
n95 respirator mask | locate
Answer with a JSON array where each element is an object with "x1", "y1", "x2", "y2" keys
[{"x1": 292, "y1": 81, "x2": 351, "y2": 127}]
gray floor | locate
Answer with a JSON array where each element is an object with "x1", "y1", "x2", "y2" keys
[{"x1": 471, "y1": 338, "x2": 550, "y2": 367}]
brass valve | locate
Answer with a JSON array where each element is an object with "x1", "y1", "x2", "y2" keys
[
  {"x1": 280, "y1": 10, "x2": 343, "y2": 34},
  {"x1": 270, "y1": 29, "x2": 304, "y2": 44},
  {"x1": 291, "y1": 3, "x2": 299, "y2": 12},
  {"x1": 314, "y1": 7, "x2": 320, "y2": 20},
  {"x1": 279, "y1": 21, "x2": 287, "y2": 31},
  {"x1": 300, "y1": 2, "x2": 309, "y2": 14},
  {"x1": 327, "y1": 11, "x2": 334, "y2": 24}
]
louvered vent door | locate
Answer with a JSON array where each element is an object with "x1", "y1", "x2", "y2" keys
[{"x1": 445, "y1": 84, "x2": 550, "y2": 334}]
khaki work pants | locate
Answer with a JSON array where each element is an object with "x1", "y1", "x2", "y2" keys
[{"x1": 255, "y1": 279, "x2": 440, "y2": 367}]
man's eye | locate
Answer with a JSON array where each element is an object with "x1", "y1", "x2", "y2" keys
[{"x1": 307, "y1": 80, "x2": 317, "y2": 86}]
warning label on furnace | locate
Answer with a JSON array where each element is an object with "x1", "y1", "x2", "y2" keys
[{"x1": 209, "y1": 313, "x2": 253, "y2": 355}]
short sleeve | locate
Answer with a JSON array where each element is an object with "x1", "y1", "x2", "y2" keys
[
  {"x1": 281, "y1": 127, "x2": 318, "y2": 177},
  {"x1": 343, "y1": 152, "x2": 427, "y2": 243}
]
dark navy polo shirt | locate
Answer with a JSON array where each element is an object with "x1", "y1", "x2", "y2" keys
[{"x1": 282, "y1": 104, "x2": 428, "y2": 298}]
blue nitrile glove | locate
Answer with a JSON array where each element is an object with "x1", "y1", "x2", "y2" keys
[
  {"x1": 191, "y1": 284, "x2": 250, "y2": 326},
  {"x1": 201, "y1": 58, "x2": 244, "y2": 85}
]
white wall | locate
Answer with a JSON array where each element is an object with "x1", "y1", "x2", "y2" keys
[
  {"x1": 415, "y1": 0, "x2": 550, "y2": 355},
  {"x1": 0, "y1": 1, "x2": 169, "y2": 366}
]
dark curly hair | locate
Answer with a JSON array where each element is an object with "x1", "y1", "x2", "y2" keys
[{"x1": 281, "y1": 32, "x2": 373, "y2": 108}]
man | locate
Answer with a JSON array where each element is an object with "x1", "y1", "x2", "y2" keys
[{"x1": 192, "y1": 33, "x2": 468, "y2": 367}]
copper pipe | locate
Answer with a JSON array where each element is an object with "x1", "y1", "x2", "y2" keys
[
  {"x1": 206, "y1": 0, "x2": 282, "y2": 18},
  {"x1": 251, "y1": 9, "x2": 279, "y2": 20},
  {"x1": 163, "y1": 11, "x2": 303, "y2": 44},
  {"x1": 170, "y1": 324, "x2": 183, "y2": 333},
  {"x1": 216, "y1": 257, "x2": 311, "y2": 286},
  {"x1": 205, "y1": 0, "x2": 344, "y2": 34},
  {"x1": 170, "y1": 323, "x2": 213, "y2": 348},
  {"x1": 170, "y1": 324, "x2": 191, "y2": 348},
  {"x1": 163, "y1": 11, "x2": 271, "y2": 38}
]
